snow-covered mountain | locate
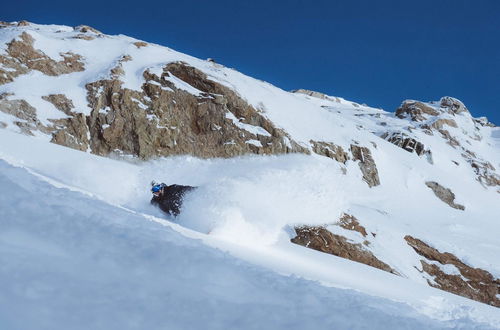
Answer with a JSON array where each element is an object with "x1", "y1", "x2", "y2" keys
[{"x1": 1, "y1": 21, "x2": 499, "y2": 329}]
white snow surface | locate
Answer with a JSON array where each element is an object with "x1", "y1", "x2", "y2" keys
[
  {"x1": 1, "y1": 23, "x2": 500, "y2": 329},
  {"x1": 1, "y1": 129, "x2": 500, "y2": 329}
]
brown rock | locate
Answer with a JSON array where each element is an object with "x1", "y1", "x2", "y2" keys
[
  {"x1": 81, "y1": 62, "x2": 309, "y2": 159},
  {"x1": 291, "y1": 226, "x2": 396, "y2": 274},
  {"x1": 42, "y1": 94, "x2": 75, "y2": 115},
  {"x1": 133, "y1": 41, "x2": 148, "y2": 48},
  {"x1": 291, "y1": 89, "x2": 341, "y2": 102},
  {"x1": 431, "y1": 118, "x2": 458, "y2": 130},
  {"x1": 50, "y1": 113, "x2": 89, "y2": 151},
  {"x1": 381, "y1": 132, "x2": 426, "y2": 156},
  {"x1": 73, "y1": 34, "x2": 95, "y2": 41},
  {"x1": 310, "y1": 140, "x2": 349, "y2": 163},
  {"x1": 438, "y1": 129, "x2": 460, "y2": 148},
  {"x1": 350, "y1": 144, "x2": 380, "y2": 187},
  {"x1": 405, "y1": 235, "x2": 500, "y2": 307},
  {"x1": 425, "y1": 181, "x2": 465, "y2": 210},
  {"x1": 5, "y1": 32, "x2": 85, "y2": 76},
  {"x1": 338, "y1": 213, "x2": 367, "y2": 237},
  {"x1": 440, "y1": 97, "x2": 469, "y2": 115},
  {"x1": 74, "y1": 25, "x2": 102, "y2": 34},
  {"x1": 396, "y1": 101, "x2": 439, "y2": 122},
  {"x1": 17, "y1": 20, "x2": 30, "y2": 27}
]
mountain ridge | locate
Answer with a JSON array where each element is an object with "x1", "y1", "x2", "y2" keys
[{"x1": 1, "y1": 20, "x2": 499, "y2": 311}]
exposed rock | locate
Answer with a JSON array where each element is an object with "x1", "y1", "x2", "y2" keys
[
  {"x1": 74, "y1": 25, "x2": 102, "y2": 34},
  {"x1": 438, "y1": 129, "x2": 460, "y2": 148},
  {"x1": 292, "y1": 89, "x2": 341, "y2": 103},
  {"x1": 338, "y1": 213, "x2": 367, "y2": 237},
  {"x1": 473, "y1": 117, "x2": 496, "y2": 128},
  {"x1": 430, "y1": 118, "x2": 458, "y2": 130},
  {"x1": 310, "y1": 140, "x2": 349, "y2": 163},
  {"x1": 381, "y1": 132, "x2": 426, "y2": 156},
  {"x1": 0, "y1": 93, "x2": 42, "y2": 134},
  {"x1": 17, "y1": 20, "x2": 30, "y2": 27},
  {"x1": 350, "y1": 145, "x2": 380, "y2": 187},
  {"x1": 396, "y1": 101, "x2": 439, "y2": 122},
  {"x1": 0, "y1": 53, "x2": 30, "y2": 85},
  {"x1": 425, "y1": 181, "x2": 464, "y2": 210},
  {"x1": 49, "y1": 113, "x2": 89, "y2": 151},
  {"x1": 73, "y1": 34, "x2": 95, "y2": 41},
  {"x1": 42, "y1": 94, "x2": 74, "y2": 115},
  {"x1": 133, "y1": 41, "x2": 148, "y2": 48},
  {"x1": 291, "y1": 226, "x2": 396, "y2": 274},
  {"x1": 468, "y1": 158, "x2": 500, "y2": 188},
  {"x1": 405, "y1": 235, "x2": 500, "y2": 307},
  {"x1": 83, "y1": 62, "x2": 309, "y2": 159},
  {"x1": 4, "y1": 32, "x2": 84, "y2": 77},
  {"x1": 440, "y1": 96, "x2": 469, "y2": 115}
]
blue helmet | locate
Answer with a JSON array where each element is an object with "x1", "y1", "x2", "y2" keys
[
  {"x1": 151, "y1": 182, "x2": 166, "y2": 193},
  {"x1": 151, "y1": 184, "x2": 162, "y2": 193}
]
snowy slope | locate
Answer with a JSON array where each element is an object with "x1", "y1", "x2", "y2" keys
[
  {"x1": 1, "y1": 129, "x2": 500, "y2": 329},
  {"x1": 1, "y1": 21, "x2": 500, "y2": 328}
]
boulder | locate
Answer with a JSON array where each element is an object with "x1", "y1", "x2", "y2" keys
[
  {"x1": 291, "y1": 226, "x2": 396, "y2": 274},
  {"x1": 4, "y1": 32, "x2": 84, "y2": 77},
  {"x1": 405, "y1": 235, "x2": 500, "y2": 307},
  {"x1": 291, "y1": 89, "x2": 341, "y2": 102},
  {"x1": 350, "y1": 145, "x2": 380, "y2": 187},
  {"x1": 425, "y1": 181, "x2": 465, "y2": 210},
  {"x1": 381, "y1": 132, "x2": 426, "y2": 156},
  {"x1": 396, "y1": 101, "x2": 439, "y2": 122},
  {"x1": 310, "y1": 140, "x2": 349, "y2": 163},
  {"x1": 439, "y1": 96, "x2": 469, "y2": 115}
]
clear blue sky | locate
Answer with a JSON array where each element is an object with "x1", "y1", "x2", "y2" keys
[{"x1": 5, "y1": 0, "x2": 500, "y2": 124}]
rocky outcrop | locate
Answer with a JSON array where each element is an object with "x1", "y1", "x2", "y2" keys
[
  {"x1": 74, "y1": 25, "x2": 102, "y2": 34},
  {"x1": 291, "y1": 226, "x2": 395, "y2": 274},
  {"x1": 425, "y1": 181, "x2": 465, "y2": 210},
  {"x1": 396, "y1": 101, "x2": 439, "y2": 122},
  {"x1": 42, "y1": 94, "x2": 75, "y2": 115},
  {"x1": 292, "y1": 89, "x2": 342, "y2": 103},
  {"x1": 430, "y1": 118, "x2": 458, "y2": 130},
  {"x1": 133, "y1": 41, "x2": 148, "y2": 48},
  {"x1": 83, "y1": 62, "x2": 309, "y2": 159},
  {"x1": 350, "y1": 144, "x2": 380, "y2": 187},
  {"x1": 337, "y1": 213, "x2": 367, "y2": 237},
  {"x1": 396, "y1": 97, "x2": 469, "y2": 123},
  {"x1": 0, "y1": 32, "x2": 84, "y2": 85},
  {"x1": 0, "y1": 93, "x2": 45, "y2": 135},
  {"x1": 381, "y1": 132, "x2": 426, "y2": 156},
  {"x1": 405, "y1": 235, "x2": 500, "y2": 307},
  {"x1": 310, "y1": 141, "x2": 349, "y2": 163},
  {"x1": 439, "y1": 96, "x2": 469, "y2": 115},
  {"x1": 473, "y1": 117, "x2": 496, "y2": 128}
]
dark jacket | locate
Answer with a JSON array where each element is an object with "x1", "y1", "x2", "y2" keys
[{"x1": 151, "y1": 184, "x2": 196, "y2": 216}]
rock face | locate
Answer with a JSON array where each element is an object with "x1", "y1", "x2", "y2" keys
[
  {"x1": 396, "y1": 101, "x2": 440, "y2": 122},
  {"x1": 84, "y1": 62, "x2": 309, "y2": 159},
  {"x1": 291, "y1": 225, "x2": 395, "y2": 274},
  {"x1": 425, "y1": 181, "x2": 465, "y2": 210},
  {"x1": 338, "y1": 213, "x2": 367, "y2": 237},
  {"x1": 350, "y1": 145, "x2": 380, "y2": 187},
  {"x1": 310, "y1": 141, "x2": 348, "y2": 163},
  {"x1": 405, "y1": 236, "x2": 500, "y2": 307},
  {"x1": 396, "y1": 97, "x2": 469, "y2": 122},
  {"x1": 292, "y1": 89, "x2": 342, "y2": 103},
  {"x1": 0, "y1": 32, "x2": 84, "y2": 84},
  {"x1": 439, "y1": 96, "x2": 469, "y2": 115},
  {"x1": 381, "y1": 132, "x2": 426, "y2": 156}
]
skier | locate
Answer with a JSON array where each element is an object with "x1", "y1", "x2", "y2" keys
[{"x1": 150, "y1": 181, "x2": 196, "y2": 216}]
